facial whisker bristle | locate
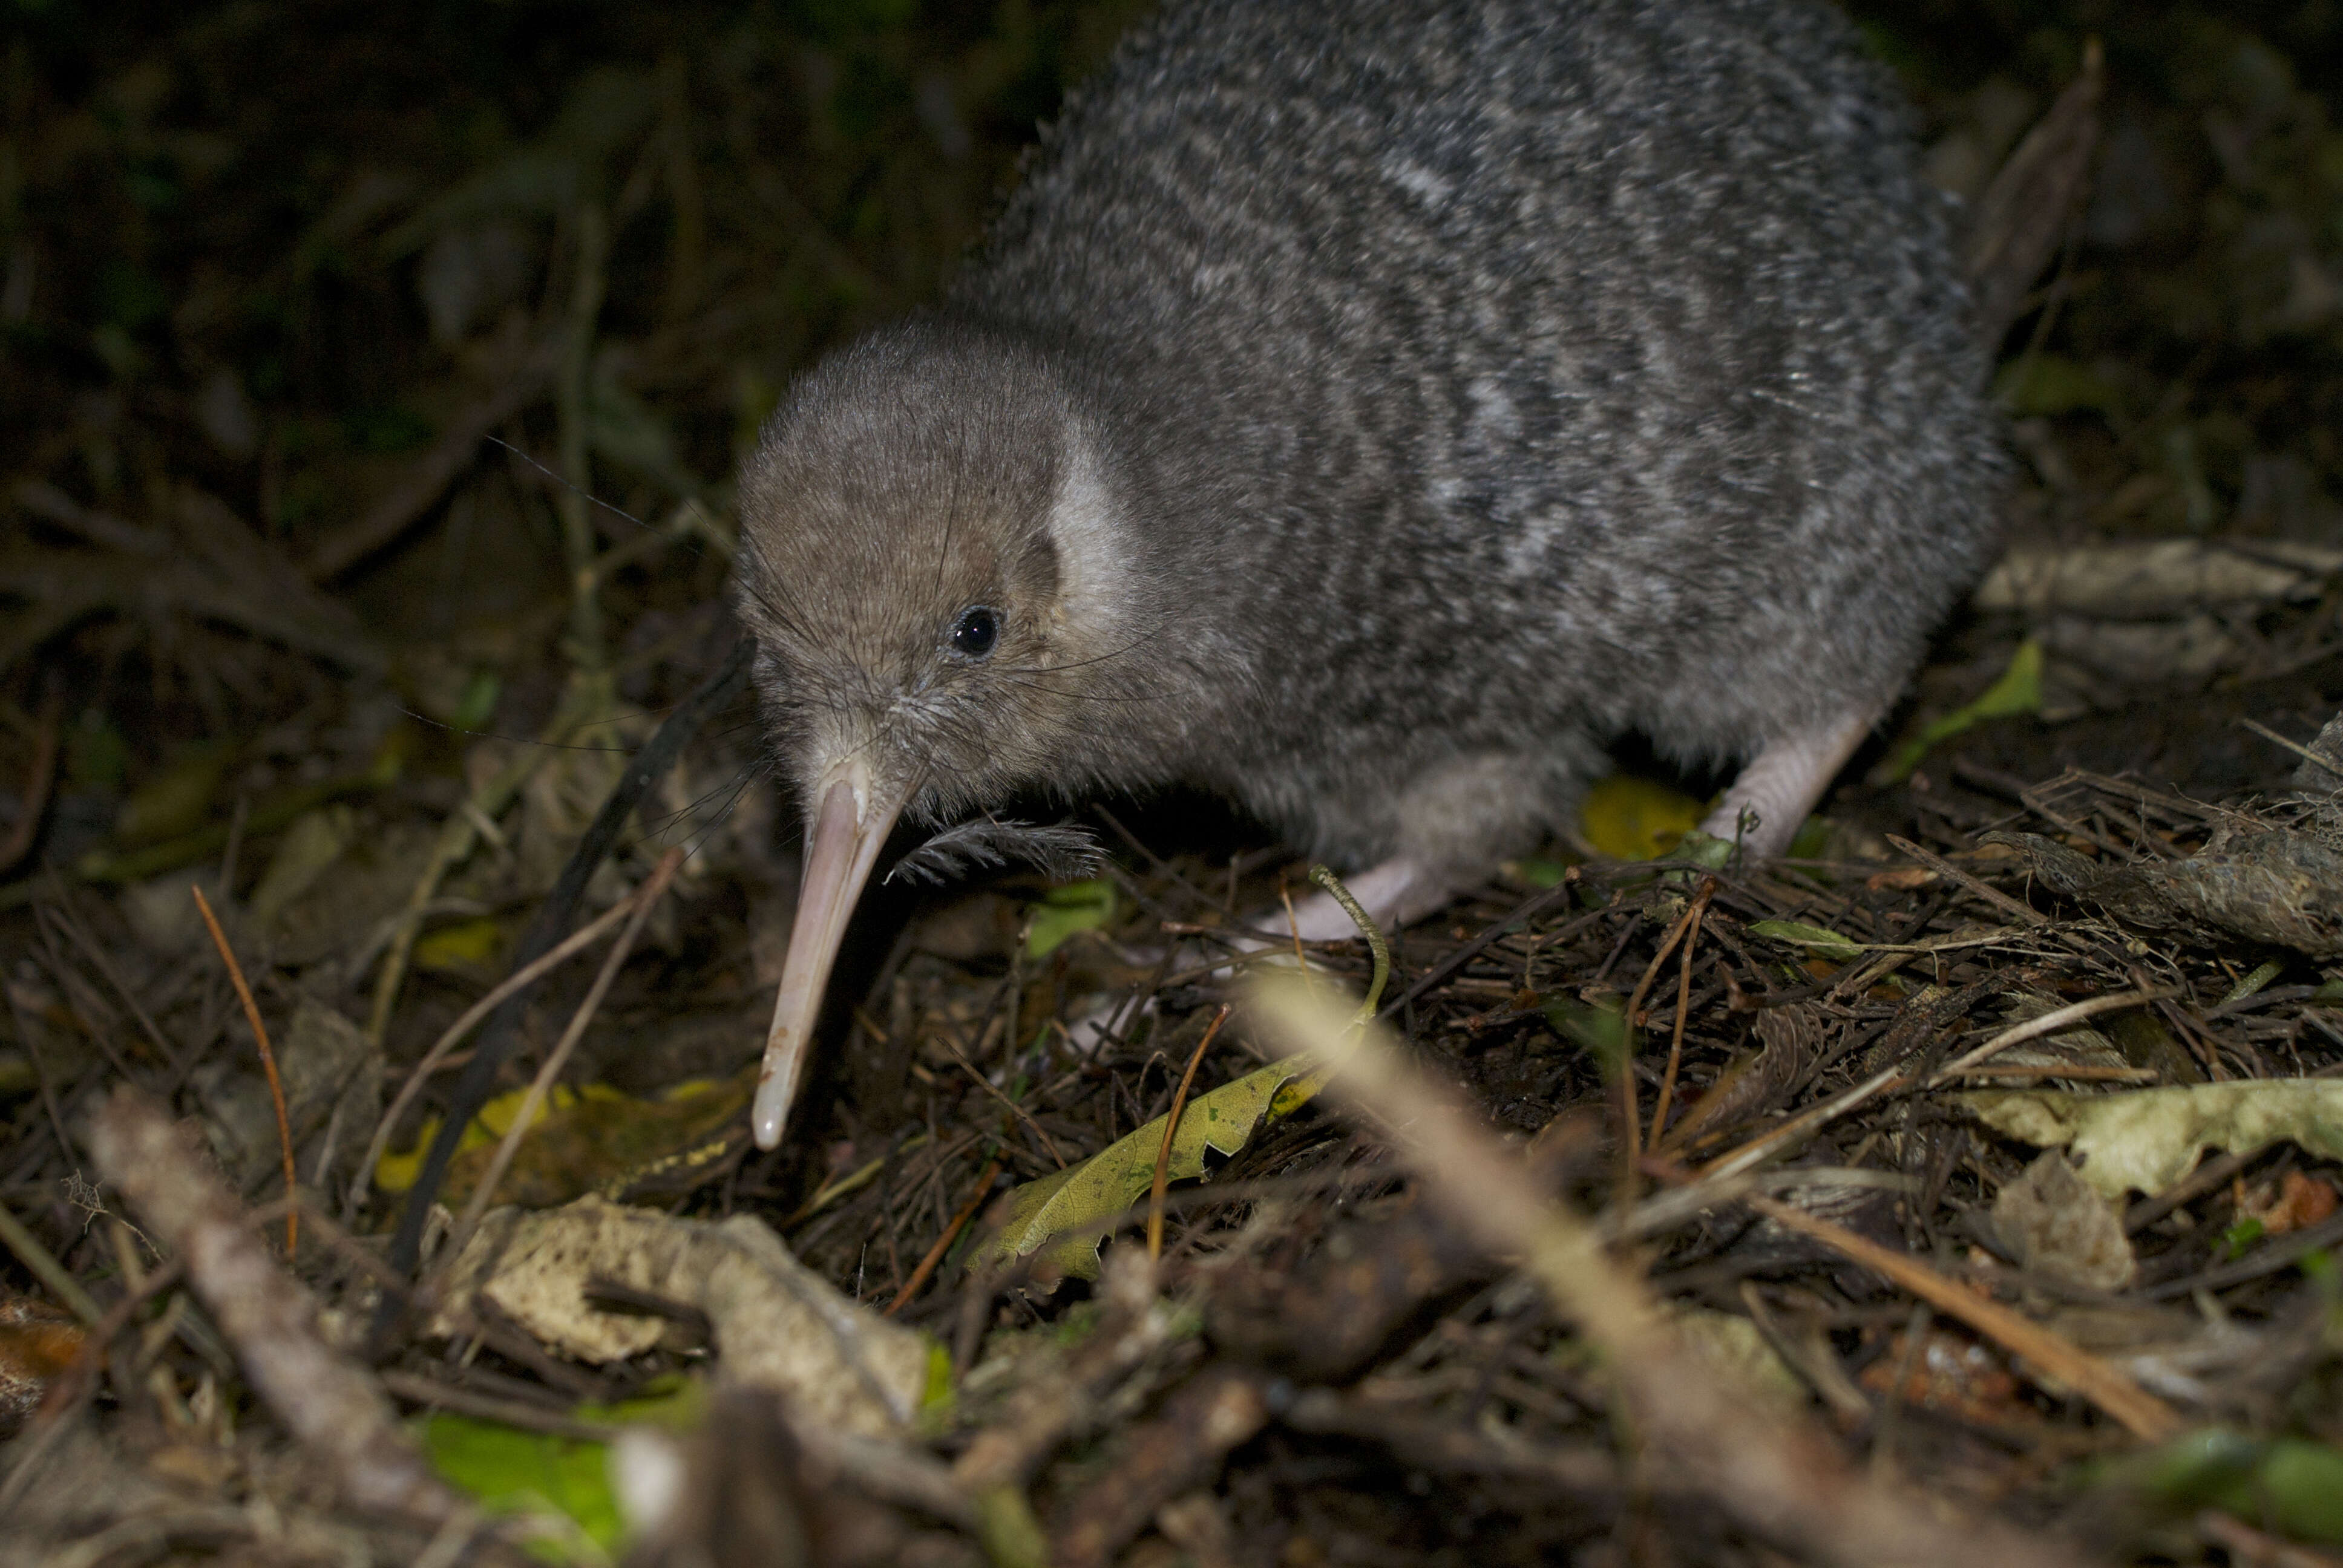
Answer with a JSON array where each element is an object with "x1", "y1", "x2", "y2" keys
[{"x1": 884, "y1": 815, "x2": 1107, "y2": 887}]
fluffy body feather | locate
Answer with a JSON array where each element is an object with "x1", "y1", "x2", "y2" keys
[
  {"x1": 734, "y1": 0, "x2": 2006, "y2": 1144},
  {"x1": 739, "y1": 0, "x2": 2001, "y2": 878}
]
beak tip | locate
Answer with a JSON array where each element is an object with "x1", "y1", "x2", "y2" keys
[
  {"x1": 752, "y1": 771, "x2": 901, "y2": 1157},
  {"x1": 750, "y1": 1085, "x2": 786, "y2": 1150}
]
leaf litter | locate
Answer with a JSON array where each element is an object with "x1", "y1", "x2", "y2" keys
[{"x1": 12, "y1": 3, "x2": 2343, "y2": 1566}]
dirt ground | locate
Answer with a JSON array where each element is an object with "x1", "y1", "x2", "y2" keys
[{"x1": 8, "y1": 1, "x2": 2343, "y2": 1564}]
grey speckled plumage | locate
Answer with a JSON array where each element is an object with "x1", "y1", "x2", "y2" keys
[{"x1": 736, "y1": 0, "x2": 2007, "y2": 1143}]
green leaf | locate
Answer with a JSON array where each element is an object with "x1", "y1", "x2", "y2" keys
[
  {"x1": 1024, "y1": 878, "x2": 1117, "y2": 959},
  {"x1": 2220, "y1": 959, "x2": 2286, "y2": 1006},
  {"x1": 978, "y1": 1053, "x2": 1328, "y2": 1278},
  {"x1": 421, "y1": 1413, "x2": 623, "y2": 1554},
  {"x1": 1506, "y1": 857, "x2": 1574, "y2": 889},
  {"x1": 2105, "y1": 1429, "x2": 2343, "y2": 1544},
  {"x1": 1544, "y1": 994, "x2": 1629, "y2": 1077},
  {"x1": 1994, "y1": 354, "x2": 2125, "y2": 419},
  {"x1": 419, "y1": 1380, "x2": 703, "y2": 1559},
  {"x1": 1747, "y1": 920, "x2": 1867, "y2": 964},
  {"x1": 452, "y1": 670, "x2": 503, "y2": 731},
  {"x1": 1879, "y1": 638, "x2": 2043, "y2": 782}
]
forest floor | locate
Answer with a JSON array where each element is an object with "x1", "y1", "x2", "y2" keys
[{"x1": 8, "y1": 2, "x2": 2343, "y2": 1564}]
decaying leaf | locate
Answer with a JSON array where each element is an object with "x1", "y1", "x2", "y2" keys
[
  {"x1": 1992, "y1": 1149, "x2": 2138, "y2": 1291},
  {"x1": 1988, "y1": 828, "x2": 2343, "y2": 958},
  {"x1": 1858, "y1": 1327, "x2": 2025, "y2": 1426},
  {"x1": 193, "y1": 994, "x2": 381, "y2": 1192},
  {"x1": 246, "y1": 805, "x2": 358, "y2": 929},
  {"x1": 1661, "y1": 1002, "x2": 1829, "y2": 1152},
  {"x1": 2238, "y1": 1169, "x2": 2341, "y2": 1235},
  {"x1": 1670, "y1": 1307, "x2": 1805, "y2": 1412},
  {"x1": 376, "y1": 1067, "x2": 753, "y2": 1210},
  {"x1": 1962, "y1": 1080, "x2": 2343, "y2": 1198},
  {"x1": 434, "y1": 1195, "x2": 935, "y2": 1437},
  {"x1": 1973, "y1": 538, "x2": 2343, "y2": 620},
  {"x1": 1985, "y1": 992, "x2": 2136, "y2": 1078},
  {"x1": 1747, "y1": 920, "x2": 1867, "y2": 964},
  {"x1": 981, "y1": 1054, "x2": 1329, "y2": 1279},
  {"x1": 0, "y1": 1296, "x2": 86, "y2": 1439},
  {"x1": 410, "y1": 915, "x2": 508, "y2": 976}
]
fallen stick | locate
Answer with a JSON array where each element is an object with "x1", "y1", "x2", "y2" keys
[
  {"x1": 1742, "y1": 1192, "x2": 2183, "y2": 1441},
  {"x1": 86, "y1": 1087, "x2": 457, "y2": 1522},
  {"x1": 1253, "y1": 978, "x2": 2083, "y2": 1568}
]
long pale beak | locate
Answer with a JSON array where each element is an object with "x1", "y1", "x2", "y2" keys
[{"x1": 752, "y1": 764, "x2": 903, "y2": 1148}]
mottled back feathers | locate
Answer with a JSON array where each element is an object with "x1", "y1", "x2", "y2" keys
[{"x1": 737, "y1": 0, "x2": 2004, "y2": 875}]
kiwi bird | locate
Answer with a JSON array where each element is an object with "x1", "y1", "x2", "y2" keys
[{"x1": 735, "y1": 0, "x2": 2006, "y2": 1148}]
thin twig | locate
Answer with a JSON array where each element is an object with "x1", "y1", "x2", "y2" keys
[
  {"x1": 554, "y1": 200, "x2": 611, "y2": 668},
  {"x1": 887, "y1": 1156, "x2": 1000, "y2": 1317},
  {"x1": 41, "y1": 891, "x2": 176, "y2": 1068},
  {"x1": 1884, "y1": 834, "x2": 2046, "y2": 928},
  {"x1": 1927, "y1": 987, "x2": 2174, "y2": 1081},
  {"x1": 0, "y1": 682, "x2": 62, "y2": 875},
  {"x1": 4, "y1": 980, "x2": 72, "y2": 1171},
  {"x1": 1698, "y1": 1062, "x2": 1913, "y2": 1180},
  {"x1": 1742, "y1": 1192, "x2": 2183, "y2": 1440},
  {"x1": 1251, "y1": 978, "x2": 2079, "y2": 1568},
  {"x1": 365, "y1": 733, "x2": 562, "y2": 1047},
  {"x1": 2240, "y1": 716, "x2": 2341, "y2": 779},
  {"x1": 1648, "y1": 878, "x2": 1715, "y2": 1142},
  {"x1": 85, "y1": 1088, "x2": 456, "y2": 1520},
  {"x1": 191, "y1": 885, "x2": 295, "y2": 1255},
  {"x1": 945, "y1": 1033, "x2": 1066, "y2": 1169},
  {"x1": 0, "y1": 1197, "x2": 104, "y2": 1326},
  {"x1": 445, "y1": 848, "x2": 684, "y2": 1263},
  {"x1": 1149, "y1": 1005, "x2": 1231, "y2": 1262},
  {"x1": 1379, "y1": 876, "x2": 1591, "y2": 1019},
  {"x1": 353, "y1": 882, "x2": 670, "y2": 1218},
  {"x1": 1616, "y1": 885, "x2": 1712, "y2": 1169},
  {"x1": 1308, "y1": 866, "x2": 1391, "y2": 1014}
]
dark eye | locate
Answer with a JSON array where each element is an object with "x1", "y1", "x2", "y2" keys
[{"x1": 948, "y1": 605, "x2": 1000, "y2": 660}]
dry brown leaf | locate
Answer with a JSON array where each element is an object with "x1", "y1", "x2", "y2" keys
[
  {"x1": 434, "y1": 1195, "x2": 932, "y2": 1438},
  {"x1": 1992, "y1": 1149, "x2": 2138, "y2": 1291}
]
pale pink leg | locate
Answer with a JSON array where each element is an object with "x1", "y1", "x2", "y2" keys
[
  {"x1": 1696, "y1": 712, "x2": 1876, "y2": 858},
  {"x1": 1064, "y1": 858, "x2": 1449, "y2": 1051}
]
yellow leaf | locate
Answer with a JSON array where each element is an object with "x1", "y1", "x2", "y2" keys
[
  {"x1": 115, "y1": 741, "x2": 234, "y2": 846},
  {"x1": 413, "y1": 916, "x2": 508, "y2": 975},
  {"x1": 1580, "y1": 774, "x2": 1705, "y2": 861},
  {"x1": 376, "y1": 1069, "x2": 754, "y2": 1210},
  {"x1": 978, "y1": 1054, "x2": 1326, "y2": 1278}
]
